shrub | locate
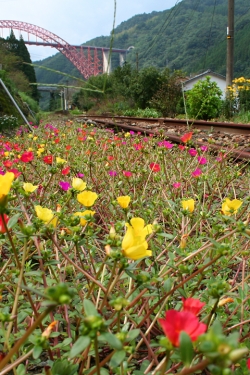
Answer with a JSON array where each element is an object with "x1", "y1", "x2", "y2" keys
[
  {"x1": 186, "y1": 76, "x2": 223, "y2": 120},
  {"x1": 0, "y1": 114, "x2": 18, "y2": 130}
]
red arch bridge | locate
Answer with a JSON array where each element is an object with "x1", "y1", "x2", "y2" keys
[{"x1": 0, "y1": 20, "x2": 134, "y2": 79}]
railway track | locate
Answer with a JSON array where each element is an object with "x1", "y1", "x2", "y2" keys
[{"x1": 75, "y1": 115, "x2": 250, "y2": 160}]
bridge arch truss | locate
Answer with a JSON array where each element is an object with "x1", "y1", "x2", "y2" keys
[{"x1": 0, "y1": 20, "x2": 119, "y2": 79}]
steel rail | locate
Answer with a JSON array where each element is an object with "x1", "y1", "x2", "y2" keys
[
  {"x1": 77, "y1": 115, "x2": 250, "y2": 133},
  {"x1": 76, "y1": 116, "x2": 250, "y2": 161}
]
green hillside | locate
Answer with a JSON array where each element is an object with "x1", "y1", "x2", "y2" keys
[{"x1": 35, "y1": 0, "x2": 250, "y2": 84}]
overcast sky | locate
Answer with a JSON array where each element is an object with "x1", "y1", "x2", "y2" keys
[{"x1": 0, "y1": 0, "x2": 179, "y2": 61}]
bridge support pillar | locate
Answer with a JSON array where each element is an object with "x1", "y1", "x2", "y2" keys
[
  {"x1": 103, "y1": 50, "x2": 111, "y2": 74},
  {"x1": 119, "y1": 52, "x2": 126, "y2": 67}
]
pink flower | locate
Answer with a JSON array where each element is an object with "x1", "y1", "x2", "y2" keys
[
  {"x1": 197, "y1": 156, "x2": 207, "y2": 165},
  {"x1": 173, "y1": 182, "x2": 181, "y2": 189},
  {"x1": 77, "y1": 173, "x2": 84, "y2": 178},
  {"x1": 192, "y1": 168, "x2": 202, "y2": 177},
  {"x1": 188, "y1": 148, "x2": 197, "y2": 157}
]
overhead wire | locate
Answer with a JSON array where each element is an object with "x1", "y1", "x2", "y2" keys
[
  {"x1": 202, "y1": 0, "x2": 218, "y2": 71},
  {"x1": 138, "y1": 0, "x2": 206, "y2": 67},
  {"x1": 138, "y1": 0, "x2": 183, "y2": 61}
]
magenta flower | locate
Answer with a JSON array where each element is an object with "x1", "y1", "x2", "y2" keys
[
  {"x1": 158, "y1": 141, "x2": 174, "y2": 149},
  {"x1": 59, "y1": 181, "x2": 71, "y2": 191},
  {"x1": 109, "y1": 170, "x2": 117, "y2": 177},
  {"x1": 197, "y1": 156, "x2": 207, "y2": 165},
  {"x1": 192, "y1": 168, "x2": 202, "y2": 177},
  {"x1": 200, "y1": 145, "x2": 208, "y2": 152},
  {"x1": 77, "y1": 173, "x2": 84, "y2": 178},
  {"x1": 173, "y1": 182, "x2": 181, "y2": 189},
  {"x1": 188, "y1": 148, "x2": 197, "y2": 157}
]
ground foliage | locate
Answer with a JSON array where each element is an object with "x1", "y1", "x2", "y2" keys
[{"x1": 0, "y1": 116, "x2": 249, "y2": 374}]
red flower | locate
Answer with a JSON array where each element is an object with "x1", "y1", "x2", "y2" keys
[
  {"x1": 107, "y1": 155, "x2": 115, "y2": 161},
  {"x1": 182, "y1": 298, "x2": 205, "y2": 315},
  {"x1": 178, "y1": 145, "x2": 186, "y2": 151},
  {"x1": 3, "y1": 160, "x2": 13, "y2": 168},
  {"x1": 8, "y1": 168, "x2": 21, "y2": 178},
  {"x1": 62, "y1": 166, "x2": 70, "y2": 175},
  {"x1": 20, "y1": 151, "x2": 34, "y2": 163},
  {"x1": 159, "y1": 310, "x2": 207, "y2": 347},
  {"x1": 0, "y1": 214, "x2": 9, "y2": 233},
  {"x1": 123, "y1": 171, "x2": 132, "y2": 177},
  {"x1": 43, "y1": 155, "x2": 53, "y2": 165},
  {"x1": 66, "y1": 145, "x2": 71, "y2": 150},
  {"x1": 133, "y1": 143, "x2": 143, "y2": 150},
  {"x1": 247, "y1": 358, "x2": 250, "y2": 370},
  {"x1": 149, "y1": 163, "x2": 160, "y2": 172},
  {"x1": 54, "y1": 138, "x2": 60, "y2": 144},
  {"x1": 181, "y1": 132, "x2": 193, "y2": 143}
]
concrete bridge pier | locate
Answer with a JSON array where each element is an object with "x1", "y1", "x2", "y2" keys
[
  {"x1": 119, "y1": 52, "x2": 126, "y2": 67},
  {"x1": 103, "y1": 50, "x2": 111, "y2": 74}
]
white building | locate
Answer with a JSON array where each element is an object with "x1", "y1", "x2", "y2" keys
[{"x1": 183, "y1": 70, "x2": 227, "y2": 98}]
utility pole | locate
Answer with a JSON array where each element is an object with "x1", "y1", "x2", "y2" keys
[{"x1": 226, "y1": 0, "x2": 234, "y2": 87}]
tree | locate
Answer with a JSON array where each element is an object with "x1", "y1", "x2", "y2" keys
[
  {"x1": 128, "y1": 66, "x2": 161, "y2": 108},
  {"x1": 186, "y1": 76, "x2": 223, "y2": 120},
  {"x1": 4, "y1": 31, "x2": 39, "y2": 101},
  {"x1": 17, "y1": 36, "x2": 39, "y2": 101},
  {"x1": 150, "y1": 69, "x2": 185, "y2": 117}
]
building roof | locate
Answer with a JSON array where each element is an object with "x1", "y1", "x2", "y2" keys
[{"x1": 184, "y1": 69, "x2": 226, "y2": 84}]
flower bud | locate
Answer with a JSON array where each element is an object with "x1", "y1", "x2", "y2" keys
[{"x1": 229, "y1": 348, "x2": 249, "y2": 363}]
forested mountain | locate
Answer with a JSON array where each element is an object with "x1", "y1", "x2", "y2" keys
[{"x1": 35, "y1": 0, "x2": 250, "y2": 84}]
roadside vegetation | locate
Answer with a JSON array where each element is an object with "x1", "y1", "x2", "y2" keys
[
  {"x1": 0, "y1": 114, "x2": 249, "y2": 375},
  {"x1": 0, "y1": 28, "x2": 250, "y2": 375}
]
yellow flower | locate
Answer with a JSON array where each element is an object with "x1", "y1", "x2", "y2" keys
[
  {"x1": 117, "y1": 195, "x2": 131, "y2": 209},
  {"x1": 74, "y1": 210, "x2": 95, "y2": 226},
  {"x1": 72, "y1": 178, "x2": 86, "y2": 191},
  {"x1": 221, "y1": 198, "x2": 242, "y2": 216},
  {"x1": 23, "y1": 182, "x2": 38, "y2": 193},
  {"x1": 77, "y1": 191, "x2": 98, "y2": 207},
  {"x1": 35, "y1": 205, "x2": 57, "y2": 227},
  {"x1": 122, "y1": 217, "x2": 153, "y2": 260},
  {"x1": 4, "y1": 152, "x2": 9, "y2": 157},
  {"x1": 33, "y1": 136, "x2": 38, "y2": 141},
  {"x1": 42, "y1": 321, "x2": 58, "y2": 339},
  {"x1": 56, "y1": 157, "x2": 67, "y2": 164},
  {"x1": 0, "y1": 172, "x2": 14, "y2": 204},
  {"x1": 179, "y1": 234, "x2": 188, "y2": 249},
  {"x1": 181, "y1": 199, "x2": 195, "y2": 213}
]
